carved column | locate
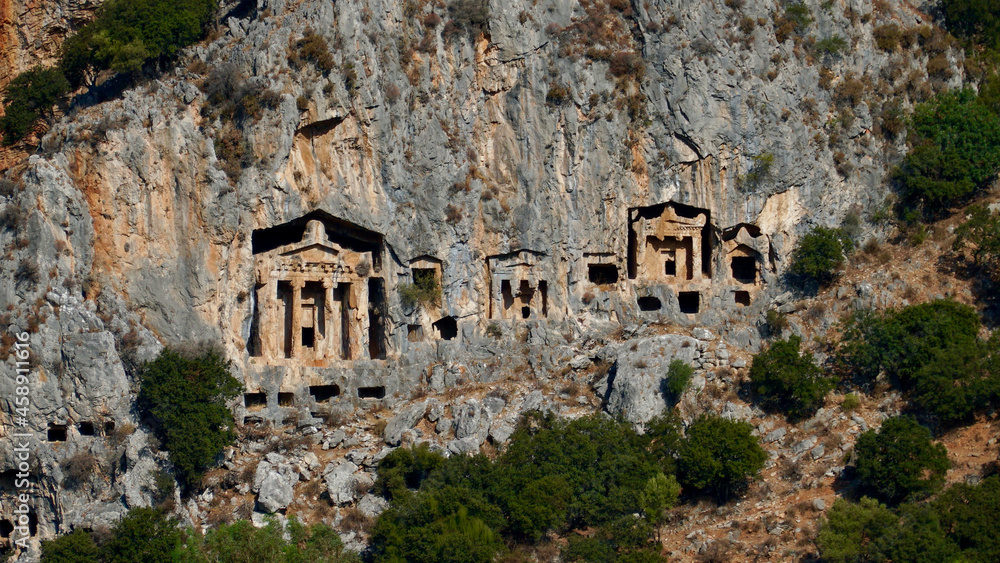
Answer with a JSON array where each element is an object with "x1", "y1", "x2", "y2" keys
[
  {"x1": 256, "y1": 279, "x2": 273, "y2": 360},
  {"x1": 691, "y1": 234, "x2": 702, "y2": 281},
  {"x1": 321, "y1": 279, "x2": 334, "y2": 361},
  {"x1": 290, "y1": 279, "x2": 304, "y2": 359}
]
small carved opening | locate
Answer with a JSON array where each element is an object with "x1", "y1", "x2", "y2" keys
[
  {"x1": 735, "y1": 291, "x2": 751, "y2": 307},
  {"x1": 248, "y1": 283, "x2": 262, "y2": 356},
  {"x1": 664, "y1": 259, "x2": 676, "y2": 276},
  {"x1": 501, "y1": 280, "x2": 513, "y2": 312},
  {"x1": 243, "y1": 415, "x2": 264, "y2": 425},
  {"x1": 277, "y1": 281, "x2": 293, "y2": 358},
  {"x1": 244, "y1": 393, "x2": 267, "y2": 411},
  {"x1": 368, "y1": 277, "x2": 388, "y2": 360},
  {"x1": 678, "y1": 291, "x2": 700, "y2": 314},
  {"x1": 433, "y1": 316, "x2": 458, "y2": 340},
  {"x1": 539, "y1": 280, "x2": 548, "y2": 317},
  {"x1": 407, "y1": 324, "x2": 424, "y2": 342},
  {"x1": 637, "y1": 296, "x2": 662, "y2": 311},
  {"x1": 310, "y1": 385, "x2": 340, "y2": 403},
  {"x1": 301, "y1": 327, "x2": 315, "y2": 348},
  {"x1": 27, "y1": 510, "x2": 36, "y2": 537},
  {"x1": 358, "y1": 386, "x2": 386, "y2": 399},
  {"x1": 47, "y1": 424, "x2": 67, "y2": 442},
  {"x1": 0, "y1": 520, "x2": 12, "y2": 539},
  {"x1": 78, "y1": 422, "x2": 95, "y2": 436},
  {"x1": 521, "y1": 306, "x2": 531, "y2": 319},
  {"x1": 588, "y1": 264, "x2": 619, "y2": 285},
  {"x1": 104, "y1": 421, "x2": 116, "y2": 435},
  {"x1": 278, "y1": 392, "x2": 295, "y2": 407},
  {"x1": 731, "y1": 256, "x2": 757, "y2": 284}
]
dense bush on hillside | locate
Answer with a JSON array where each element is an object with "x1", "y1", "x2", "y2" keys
[
  {"x1": 0, "y1": 67, "x2": 70, "y2": 144},
  {"x1": 788, "y1": 226, "x2": 850, "y2": 286},
  {"x1": 676, "y1": 416, "x2": 768, "y2": 500},
  {"x1": 817, "y1": 476, "x2": 1000, "y2": 561},
  {"x1": 1, "y1": 0, "x2": 218, "y2": 143},
  {"x1": 837, "y1": 300, "x2": 1000, "y2": 425},
  {"x1": 41, "y1": 510, "x2": 354, "y2": 563},
  {"x1": 941, "y1": 0, "x2": 1000, "y2": 51},
  {"x1": 854, "y1": 416, "x2": 950, "y2": 504},
  {"x1": 749, "y1": 334, "x2": 834, "y2": 419},
  {"x1": 370, "y1": 412, "x2": 765, "y2": 561},
  {"x1": 60, "y1": 0, "x2": 218, "y2": 83},
  {"x1": 893, "y1": 89, "x2": 1000, "y2": 216},
  {"x1": 136, "y1": 347, "x2": 241, "y2": 491},
  {"x1": 954, "y1": 204, "x2": 1000, "y2": 282}
]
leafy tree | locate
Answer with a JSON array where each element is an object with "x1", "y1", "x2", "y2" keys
[
  {"x1": 816, "y1": 497, "x2": 898, "y2": 563},
  {"x1": 788, "y1": 226, "x2": 849, "y2": 286},
  {"x1": 664, "y1": 359, "x2": 692, "y2": 403},
  {"x1": 749, "y1": 335, "x2": 834, "y2": 419},
  {"x1": 136, "y1": 347, "x2": 242, "y2": 491},
  {"x1": 101, "y1": 508, "x2": 183, "y2": 563},
  {"x1": 854, "y1": 417, "x2": 949, "y2": 504},
  {"x1": 677, "y1": 416, "x2": 767, "y2": 500},
  {"x1": 941, "y1": 0, "x2": 1000, "y2": 50},
  {"x1": 373, "y1": 442, "x2": 445, "y2": 501},
  {"x1": 40, "y1": 528, "x2": 100, "y2": 563},
  {"x1": 954, "y1": 204, "x2": 1000, "y2": 282},
  {"x1": 0, "y1": 66, "x2": 70, "y2": 144},
  {"x1": 640, "y1": 473, "x2": 680, "y2": 542},
  {"x1": 932, "y1": 476, "x2": 1000, "y2": 560},
  {"x1": 893, "y1": 89, "x2": 1000, "y2": 214}
]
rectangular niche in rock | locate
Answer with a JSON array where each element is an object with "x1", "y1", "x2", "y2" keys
[
  {"x1": 244, "y1": 393, "x2": 267, "y2": 411},
  {"x1": 77, "y1": 421, "x2": 95, "y2": 436},
  {"x1": 637, "y1": 296, "x2": 662, "y2": 311},
  {"x1": 488, "y1": 250, "x2": 549, "y2": 321},
  {"x1": 250, "y1": 212, "x2": 386, "y2": 364},
  {"x1": 47, "y1": 424, "x2": 67, "y2": 442},
  {"x1": 678, "y1": 291, "x2": 700, "y2": 314},
  {"x1": 357, "y1": 386, "x2": 386, "y2": 399},
  {"x1": 588, "y1": 263, "x2": 619, "y2": 285},
  {"x1": 722, "y1": 224, "x2": 769, "y2": 288},
  {"x1": 103, "y1": 420, "x2": 116, "y2": 435},
  {"x1": 278, "y1": 392, "x2": 295, "y2": 407},
  {"x1": 407, "y1": 324, "x2": 424, "y2": 342},
  {"x1": 310, "y1": 385, "x2": 340, "y2": 403},
  {"x1": 433, "y1": 316, "x2": 458, "y2": 340},
  {"x1": 735, "y1": 290, "x2": 751, "y2": 306}
]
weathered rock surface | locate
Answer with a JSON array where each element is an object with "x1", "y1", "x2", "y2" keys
[{"x1": 603, "y1": 335, "x2": 700, "y2": 424}]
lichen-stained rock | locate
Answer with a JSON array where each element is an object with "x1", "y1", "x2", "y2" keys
[
  {"x1": 323, "y1": 459, "x2": 361, "y2": 505},
  {"x1": 603, "y1": 334, "x2": 700, "y2": 425},
  {"x1": 257, "y1": 470, "x2": 295, "y2": 513},
  {"x1": 383, "y1": 400, "x2": 427, "y2": 446}
]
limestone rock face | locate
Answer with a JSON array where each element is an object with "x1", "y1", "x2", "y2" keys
[
  {"x1": 0, "y1": 0, "x2": 950, "y2": 548},
  {"x1": 603, "y1": 334, "x2": 700, "y2": 424}
]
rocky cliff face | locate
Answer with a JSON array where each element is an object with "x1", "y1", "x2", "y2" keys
[
  {"x1": 0, "y1": 0, "x2": 960, "y2": 557},
  {"x1": 0, "y1": 0, "x2": 99, "y2": 87}
]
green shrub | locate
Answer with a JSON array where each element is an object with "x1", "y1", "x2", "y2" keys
[
  {"x1": 60, "y1": 0, "x2": 217, "y2": 81},
  {"x1": 817, "y1": 477, "x2": 1000, "y2": 561},
  {"x1": 640, "y1": 473, "x2": 680, "y2": 541},
  {"x1": 893, "y1": 89, "x2": 1000, "y2": 215},
  {"x1": 289, "y1": 30, "x2": 335, "y2": 73},
  {"x1": 835, "y1": 301, "x2": 1000, "y2": 424},
  {"x1": 765, "y1": 309, "x2": 788, "y2": 336},
  {"x1": 677, "y1": 415, "x2": 767, "y2": 500},
  {"x1": 954, "y1": 204, "x2": 1000, "y2": 281},
  {"x1": 941, "y1": 0, "x2": 1000, "y2": 50},
  {"x1": 399, "y1": 269, "x2": 441, "y2": 308},
  {"x1": 749, "y1": 335, "x2": 834, "y2": 419},
  {"x1": 0, "y1": 66, "x2": 70, "y2": 144},
  {"x1": 664, "y1": 359, "x2": 692, "y2": 400},
  {"x1": 373, "y1": 442, "x2": 445, "y2": 501},
  {"x1": 854, "y1": 416, "x2": 949, "y2": 504},
  {"x1": 841, "y1": 392, "x2": 861, "y2": 411},
  {"x1": 447, "y1": 0, "x2": 490, "y2": 40},
  {"x1": 40, "y1": 528, "x2": 100, "y2": 563},
  {"x1": 813, "y1": 35, "x2": 847, "y2": 58},
  {"x1": 136, "y1": 347, "x2": 242, "y2": 491},
  {"x1": 788, "y1": 226, "x2": 849, "y2": 286},
  {"x1": 873, "y1": 23, "x2": 902, "y2": 51},
  {"x1": 100, "y1": 508, "x2": 183, "y2": 563},
  {"x1": 816, "y1": 497, "x2": 898, "y2": 563},
  {"x1": 737, "y1": 152, "x2": 774, "y2": 191}
]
